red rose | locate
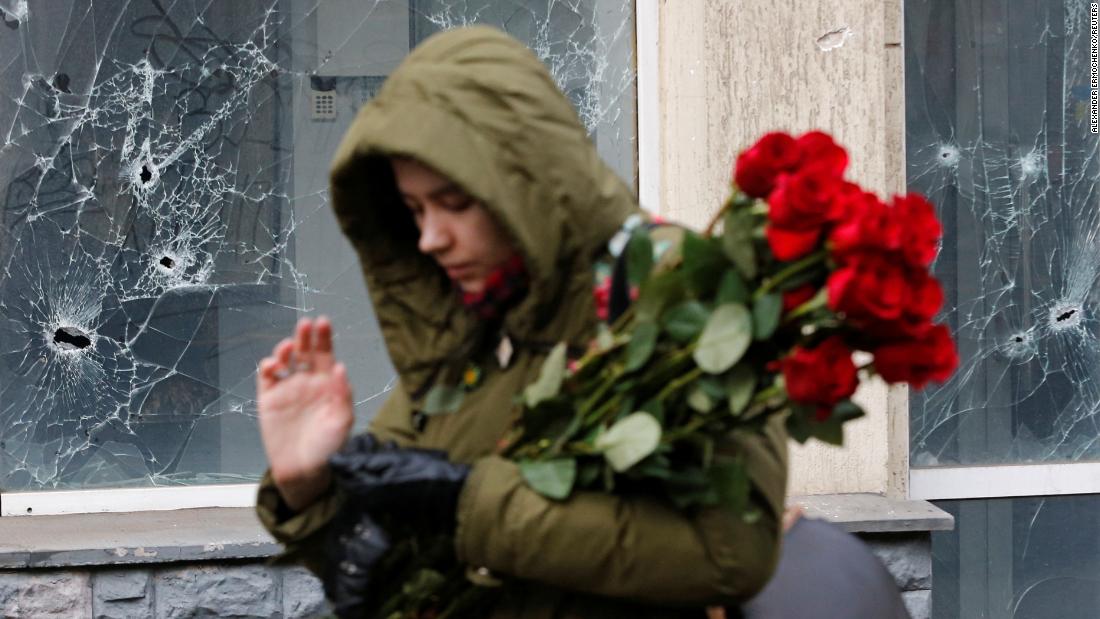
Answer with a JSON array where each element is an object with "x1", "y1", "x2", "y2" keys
[
  {"x1": 873, "y1": 324, "x2": 958, "y2": 388},
  {"x1": 766, "y1": 224, "x2": 821, "y2": 261},
  {"x1": 768, "y1": 165, "x2": 844, "y2": 230},
  {"x1": 782, "y1": 285, "x2": 818, "y2": 314},
  {"x1": 781, "y1": 336, "x2": 859, "y2": 421},
  {"x1": 891, "y1": 193, "x2": 942, "y2": 267},
  {"x1": 593, "y1": 276, "x2": 611, "y2": 321},
  {"x1": 827, "y1": 252, "x2": 909, "y2": 323},
  {"x1": 829, "y1": 192, "x2": 902, "y2": 258},
  {"x1": 733, "y1": 132, "x2": 801, "y2": 198},
  {"x1": 795, "y1": 131, "x2": 848, "y2": 178},
  {"x1": 904, "y1": 269, "x2": 944, "y2": 324}
]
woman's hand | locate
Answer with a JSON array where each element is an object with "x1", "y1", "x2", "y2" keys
[{"x1": 258, "y1": 316, "x2": 354, "y2": 512}]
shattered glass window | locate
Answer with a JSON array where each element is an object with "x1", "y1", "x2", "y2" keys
[
  {"x1": 932, "y1": 495, "x2": 1100, "y2": 619},
  {"x1": 0, "y1": 0, "x2": 636, "y2": 492},
  {"x1": 907, "y1": 1, "x2": 1100, "y2": 617},
  {"x1": 906, "y1": 0, "x2": 1100, "y2": 467}
]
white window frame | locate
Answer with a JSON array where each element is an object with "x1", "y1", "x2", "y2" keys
[
  {"x1": 1, "y1": 484, "x2": 260, "y2": 517},
  {"x1": 910, "y1": 462, "x2": 1100, "y2": 501},
  {"x1": 1, "y1": 2, "x2": 662, "y2": 518}
]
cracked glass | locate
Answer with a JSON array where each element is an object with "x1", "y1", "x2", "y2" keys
[
  {"x1": 907, "y1": 1, "x2": 1100, "y2": 617},
  {"x1": 932, "y1": 495, "x2": 1100, "y2": 619},
  {"x1": 906, "y1": 0, "x2": 1100, "y2": 467},
  {"x1": 0, "y1": 0, "x2": 636, "y2": 491}
]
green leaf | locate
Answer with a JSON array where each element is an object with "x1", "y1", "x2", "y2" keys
[
  {"x1": 662, "y1": 300, "x2": 710, "y2": 343},
  {"x1": 595, "y1": 323, "x2": 615, "y2": 351},
  {"x1": 523, "y1": 342, "x2": 568, "y2": 408},
  {"x1": 813, "y1": 418, "x2": 845, "y2": 446},
  {"x1": 422, "y1": 384, "x2": 465, "y2": 415},
  {"x1": 785, "y1": 405, "x2": 815, "y2": 443},
  {"x1": 784, "y1": 403, "x2": 859, "y2": 446},
  {"x1": 631, "y1": 455, "x2": 673, "y2": 480},
  {"x1": 400, "y1": 569, "x2": 447, "y2": 604},
  {"x1": 753, "y1": 292, "x2": 782, "y2": 340},
  {"x1": 726, "y1": 364, "x2": 756, "y2": 415},
  {"x1": 663, "y1": 467, "x2": 718, "y2": 508},
  {"x1": 687, "y1": 385, "x2": 716, "y2": 412},
  {"x1": 698, "y1": 376, "x2": 728, "y2": 400},
  {"x1": 832, "y1": 400, "x2": 867, "y2": 423},
  {"x1": 722, "y1": 209, "x2": 758, "y2": 279},
  {"x1": 625, "y1": 229, "x2": 655, "y2": 286},
  {"x1": 682, "y1": 232, "x2": 729, "y2": 295},
  {"x1": 520, "y1": 398, "x2": 575, "y2": 442},
  {"x1": 624, "y1": 321, "x2": 659, "y2": 372},
  {"x1": 694, "y1": 303, "x2": 753, "y2": 374},
  {"x1": 577, "y1": 460, "x2": 603, "y2": 488},
  {"x1": 594, "y1": 412, "x2": 663, "y2": 472},
  {"x1": 639, "y1": 398, "x2": 665, "y2": 423},
  {"x1": 716, "y1": 270, "x2": 750, "y2": 304},
  {"x1": 636, "y1": 271, "x2": 686, "y2": 322},
  {"x1": 710, "y1": 459, "x2": 751, "y2": 514},
  {"x1": 519, "y1": 458, "x2": 577, "y2": 500}
]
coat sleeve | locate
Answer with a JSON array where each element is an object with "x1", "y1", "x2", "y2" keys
[
  {"x1": 453, "y1": 416, "x2": 788, "y2": 606},
  {"x1": 255, "y1": 383, "x2": 417, "y2": 576}
]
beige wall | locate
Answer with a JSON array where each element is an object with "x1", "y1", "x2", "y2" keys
[{"x1": 655, "y1": 0, "x2": 908, "y2": 497}]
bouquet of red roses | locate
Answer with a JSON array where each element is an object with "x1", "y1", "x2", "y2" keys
[
  {"x1": 380, "y1": 130, "x2": 959, "y2": 617},
  {"x1": 500, "y1": 129, "x2": 959, "y2": 507}
]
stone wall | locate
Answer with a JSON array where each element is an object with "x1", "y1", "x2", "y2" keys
[
  {"x1": 866, "y1": 533, "x2": 932, "y2": 619},
  {"x1": 0, "y1": 531, "x2": 930, "y2": 619},
  {"x1": 0, "y1": 563, "x2": 328, "y2": 619}
]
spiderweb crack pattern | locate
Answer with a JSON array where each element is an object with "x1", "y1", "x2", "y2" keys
[
  {"x1": 0, "y1": 0, "x2": 634, "y2": 490},
  {"x1": 907, "y1": 0, "x2": 1100, "y2": 467}
]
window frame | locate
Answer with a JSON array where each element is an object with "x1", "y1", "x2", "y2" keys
[{"x1": 910, "y1": 462, "x2": 1100, "y2": 501}]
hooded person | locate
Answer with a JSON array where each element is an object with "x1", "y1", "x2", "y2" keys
[{"x1": 255, "y1": 25, "x2": 789, "y2": 618}]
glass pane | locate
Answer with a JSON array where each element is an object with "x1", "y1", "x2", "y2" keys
[
  {"x1": 0, "y1": 1, "x2": 636, "y2": 491},
  {"x1": 906, "y1": 0, "x2": 1100, "y2": 466},
  {"x1": 932, "y1": 495, "x2": 1100, "y2": 619}
]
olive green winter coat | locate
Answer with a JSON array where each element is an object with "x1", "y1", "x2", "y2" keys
[{"x1": 257, "y1": 25, "x2": 788, "y2": 618}]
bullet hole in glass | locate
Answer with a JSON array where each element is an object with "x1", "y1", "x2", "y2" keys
[
  {"x1": 53, "y1": 326, "x2": 92, "y2": 350},
  {"x1": 1014, "y1": 335, "x2": 1025, "y2": 342},
  {"x1": 52, "y1": 72, "x2": 71, "y2": 93},
  {"x1": 139, "y1": 165, "x2": 153, "y2": 184},
  {"x1": 160, "y1": 256, "x2": 175, "y2": 269},
  {"x1": 1057, "y1": 309, "x2": 1077, "y2": 322}
]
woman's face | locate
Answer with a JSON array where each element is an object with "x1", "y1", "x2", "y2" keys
[{"x1": 392, "y1": 157, "x2": 516, "y2": 294}]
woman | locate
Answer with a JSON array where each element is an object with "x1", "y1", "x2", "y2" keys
[{"x1": 256, "y1": 25, "x2": 788, "y2": 618}]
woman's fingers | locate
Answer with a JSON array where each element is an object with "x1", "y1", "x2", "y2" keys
[
  {"x1": 313, "y1": 316, "x2": 336, "y2": 372},
  {"x1": 274, "y1": 338, "x2": 294, "y2": 366},
  {"x1": 333, "y1": 362, "x2": 351, "y2": 399},
  {"x1": 293, "y1": 318, "x2": 314, "y2": 369},
  {"x1": 257, "y1": 357, "x2": 279, "y2": 391}
]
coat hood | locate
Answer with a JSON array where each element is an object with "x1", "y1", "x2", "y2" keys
[{"x1": 328, "y1": 26, "x2": 640, "y2": 398}]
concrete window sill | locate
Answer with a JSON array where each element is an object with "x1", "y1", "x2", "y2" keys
[
  {"x1": 791, "y1": 493, "x2": 954, "y2": 533},
  {"x1": 0, "y1": 508, "x2": 280, "y2": 569},
  {"x1": 0, "y1": 494, "x2": 953, "y2": 570}
]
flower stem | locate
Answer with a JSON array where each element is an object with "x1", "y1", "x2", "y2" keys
[
  {"x1": 654, "y1": 366, "x2": 704, "y2": 403},
  {"x1": 755, "y1": 250, "x2": 828, "y2": 299},
  {"x1": 782, "y1": 288, "x2": 829, "y2": 323},
  {"x1": 703, "y1": 190, "x2": 754, "y2": 236},
  {"x1": 704, "y1": 196, "x2": 735, "y2": 236}
]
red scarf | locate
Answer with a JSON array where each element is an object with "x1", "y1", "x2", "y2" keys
[{"x1": 458, "y1": 254, "x2": 528, "y2": 320}]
